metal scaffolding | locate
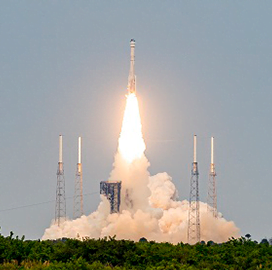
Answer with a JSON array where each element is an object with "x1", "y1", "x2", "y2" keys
[
  {"x1": 55, "y1": 135, "x2": 66, "y2": 226},
  {"x1": 73, "y1": 137, "x2": 83, "y2": 219},
  {"x1": 100, "y1": 181, "x2": 121, "y2": 213},
  {"x1": 187, "y1": 135, "x2": 201, "y2": 244},
  {"x1": 207, "y1": 137, "x2": 217, "y2": 218}
]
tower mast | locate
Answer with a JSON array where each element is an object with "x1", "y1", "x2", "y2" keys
[
  {"x1": 207, "y1": 136, "x2": 217, "y2": 217},
  {"x1": 187, "y1": 135, "x2": 201, "y2": 243},
  {"x1": 55, "y1": 135, "x2": 66, "y2": 226},
  {"x1": 73, "y1": 136, "x2": 84, "y2": 219}
]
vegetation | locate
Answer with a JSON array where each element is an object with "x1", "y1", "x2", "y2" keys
[{"x1": 0, "y1": 232, "x2": 272, "y2": 269}]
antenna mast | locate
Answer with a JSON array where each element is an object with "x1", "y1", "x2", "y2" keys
[
  {"x1": 207, "y1": 136, "x2": 217, "y2": 217},
  {"x1": 55, "y1": 135, "x2": 66, "y2": 226},
  {"x1": 187, "y1": 135, "x2": 201, "y2": 243},
  {"x1": 73, "y1": 136, "x2": 84, "y2": 219}
]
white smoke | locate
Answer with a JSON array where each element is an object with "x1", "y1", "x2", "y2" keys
[
  {"x1": 42, "y1": 150, "x2": 239, "y2": 243},
  {"x1": 42, "y1": 93, "x2": 239, "y2": 243}
]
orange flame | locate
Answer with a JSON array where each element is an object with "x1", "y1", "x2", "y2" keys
[{"x1": 118, "y1": 93, "x2": 146, "y2": 163}]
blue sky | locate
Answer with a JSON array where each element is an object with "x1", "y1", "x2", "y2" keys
[{"x1": 0, "y1": 1, "x2": 272, "y2": 241}]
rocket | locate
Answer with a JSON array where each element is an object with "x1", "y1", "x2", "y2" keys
[{"x1": 127, "y1": 39, "x2": 136, "y2": 94}]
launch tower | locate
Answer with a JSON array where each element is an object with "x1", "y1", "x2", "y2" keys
[
  {"x1": 73, "y1": 137, "x2": 84, "y2": 219},
  {"x1": 207, "y1": 137, "x2": 217, "y2": 218},
  {"x1": 100, "y1": 181, "x2": 121, "y2": 213},
  {"x1": 55, "y1": 135, "x2": 66, "y2": 226},
  {"x1": 187, "y1": 135, "x2": 201, "y2": 243}
]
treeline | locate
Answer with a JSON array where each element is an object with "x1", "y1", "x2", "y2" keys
[{"x1": 0, "y1": 232, "x2": 272, "y2": 269}]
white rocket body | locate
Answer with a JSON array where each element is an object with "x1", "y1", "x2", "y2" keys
[{"x1": 127, "y1": 39, "x2": 136, "y2": 94}]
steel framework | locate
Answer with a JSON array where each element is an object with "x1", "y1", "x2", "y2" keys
[
  {"x1": 73, "y1": 164, "x2": 83, "y2": 219},
  {"x1": 100, "y1": 181, "x2": 121, "y2": 213},
  {"x1": 55, "y1": 135, "x2": 66, "y2": 226},
  {"x1": 187, "y1": 135, "x2": 201, "y2": 244},
  {"x1": 207, "y1": 137, "x2": 217, "y2": 218},
  {"x1": 73, "y1": 137, "x2": 83, "y2": 219}
]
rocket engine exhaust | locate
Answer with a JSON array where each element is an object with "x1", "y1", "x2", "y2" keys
[{"x1": 42, "y1": 40, "x2": 240, "y2": 243}]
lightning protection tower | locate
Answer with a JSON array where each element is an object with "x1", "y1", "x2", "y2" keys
[
  {"x1": 73, "y1": 137, "x2": 84, "y2": 219},
  {"x1": 207, "y1": 137, "x2": 217, "y2": 218},
  {"x1": 55, "y1": 135, "x2": 66, "y2": 226},
  {"x1": 187, "y1": 135, "x2": 201, "y2": 244}
]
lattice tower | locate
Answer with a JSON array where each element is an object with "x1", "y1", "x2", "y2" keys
[
  {"x1": 73, "y1": 137, "x2": 83, "y2": 219},
  {"x1": 55, "y1": 135, "x2": 66, "y2": 226},
  {"x1": 187, "y1": 135, "x2": 201, "y2": 244},
  {"x1": 207, "y1": 137, "x2": 217, "y2": 218}
]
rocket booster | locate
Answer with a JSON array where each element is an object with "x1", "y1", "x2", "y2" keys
[{"x1": 127, "y1": 39, "x2": 136, "y2": 94}]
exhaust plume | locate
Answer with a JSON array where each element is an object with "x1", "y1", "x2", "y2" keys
[{"x1": 43, "y1": 93, "x2": 239, "y2": 243}]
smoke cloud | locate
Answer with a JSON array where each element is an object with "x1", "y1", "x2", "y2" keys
[
  {"x1": 42, "y1": 149, "x2": 239, "y2": 243},
  {"x1": 42, "y1": 94, "x2": 239, "y2": 243}
]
